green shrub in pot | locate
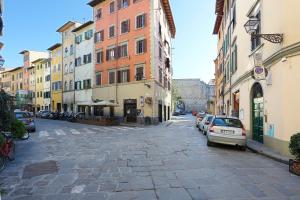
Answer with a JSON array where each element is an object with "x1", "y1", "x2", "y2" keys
[
  {"x1": 10, "y1": 119, "x2": 26, "y2": 139},
  {"x1": 0, "y1": 134, "x2": 4, "y2": 148},
  {"x1": 289, "y1": 133, "x2": 300, "y2": 160}
]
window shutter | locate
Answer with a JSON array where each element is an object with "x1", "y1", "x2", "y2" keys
[
  {"x1": 94, "y1": 33, "x2": 97, "y2": 43},
  {"x1": 127, "y1": 20, "x2": 130, "y2": 32},
  {"x1": 127, "y1": 0, "x2": 130, "y2": 6},
  {"x1": 106, "y1": 49, "x2": 109, "y2": 61},
  {"x1": 117, "y1": 0, "x2": 121, "y2": 9},
  {"x1": 117, "y1": 71, "x2": 121, "y2": 83},
  {"x1": 143, "y1": 39, "x2": 147, "y2": 53},
  {"x1": 143, "y1": 14, "x2": 147, "y2": 27},
  {"x1": 127, "y1": 69, "x2": 130, "y2": 82},
  {"x1": 136, "y1": 41, "x2": 139, "y2": 54},
  {"x1": 100, "y1": 51, "x2": 104, "y2": 63},
  {"x1": 101, "y1": 30, "x2": 104, "y2": 41}
]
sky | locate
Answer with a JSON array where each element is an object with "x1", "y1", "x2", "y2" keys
[{"x1": 1, "y1": 0, "x2": 217, "y2": 83}]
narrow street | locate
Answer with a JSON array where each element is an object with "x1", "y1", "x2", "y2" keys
[{"x1": 1, "y1": 115, "x2": 300, "y2": 200}]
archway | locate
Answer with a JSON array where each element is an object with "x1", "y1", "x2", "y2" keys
[{"x1": 251, "y1": 82, "x2": 264, "y2": 143}]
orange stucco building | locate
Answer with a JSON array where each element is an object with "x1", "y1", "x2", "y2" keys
[{"x1": 88, "y1": 0, "x2": 175, "y2": 124}]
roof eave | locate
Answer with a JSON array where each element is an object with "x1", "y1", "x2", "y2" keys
[
  {"x1": 56, "y1": 21, "x2": 76, "y2": 32},
  {"x1": 87, "y1": 0, "x2": 105, "y2": 7}
]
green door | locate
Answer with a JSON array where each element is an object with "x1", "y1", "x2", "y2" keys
[{"x1": 252, "y1": 83, "x2": 264, "y2": 143}]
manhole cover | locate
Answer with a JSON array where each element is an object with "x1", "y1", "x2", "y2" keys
[{"x1": 22, "y1": 160, "x2": 59, "y2": 179}]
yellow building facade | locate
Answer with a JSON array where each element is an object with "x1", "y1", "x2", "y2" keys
[
  {"x1": 32, "y1": 59, "x2": 44, "y2": 111},
  {"x1": 213, "y1": 0, "x2": 300, "y2": 156},
  {"x1": 48, "y1": 43, "x2": 63, "y2": 112}
]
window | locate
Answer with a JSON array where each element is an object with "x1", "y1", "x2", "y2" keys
[
  {"x1": 75, "y1": 81, "x2": 81, "y2": 90},
  {"x1": 96, "y1": 8, "x2": 102, "y2": 20},
  {"x1": 75, "y1": 35, "x2": 83, "y2": 44},
  {"x1": 106, "y1": 47, "x2": 116, "y2": 61},
  {"x1": 251, "y1": 12, "x2": 261, "y2": 51},
  {"x1": 75, "y1": 57, "x2": 82, "y2": 66},
  {"x1": 83, "y1": 54, "x2": 92, "y2": 64},
  {"x1": 37, "y1": 92, "x2": 39, "y2": 98},
  {"x1": 53, "y1": 65, "x2": 56, "y2": 72},
  {"x1": 70, "y1": 45, "x2": 74, "y2": 55},
  {"x1": 65, "y1": 64, "x2": 68, "y2": 74},
  {"x1": 118, "y1": 0, "x2": 129, "y2": 9},
  {"x1": 109, "y1": 25, "x2": 115, "y2": 38},
  {"x1": 110, "y1": 1, "x2": 115, "y2": 13},
  {"x1": 231, "y1": 45, "x2": 238, "y2": 74},
  {"x1": 85, "y1": 30, "x2": 93, "y2": 40},
  {"x1": 58, "y1": 64, "x2": 61, "y2": 71},
  {"x1": 69, "y1": 80, "x2": 73, "y2": 90},
  {"x1": 96, "y1": 50, "x2": 103, "y2": 64},
  {"x1": 45, "y1": 75, "x2": 50, "y2": 82},
  {"x1": 83, "y1": 79, "x2": 91, "y2": 89},
  {"x1": 159, "y1": 22, "x2": 162, "y2": 37},
  {"x1": 136, "y1": 14, "x2": 146, "y2": 29},
  {"x1": 135, "y1": 64, "x2": 144, "y2": 81},
  {"x1": 96, "y1": 72, "x2": 102, "y2": 86},
  {"x1": 159, "y1": 68, "x2": 162, "y2": 83},
  {"x1": 109, "y1": 71, "x2": 115, "y2": 84},
  {"x1": 136, "y1": 39, "x2": 146, "y2": 54},
  {"x1": 117, "y1": 69, "x2": 130, "y2": 83},
  {"x1": 64, "y1": 81, "x2": 68, "y2": 91},
  {"x1": 121, "y1": 20, "x2": 130, "y2": 34},
  {"x1": 69, "y1": 62, "x2": 73, "y2": 72},
  {"x1": 159, "y1": 43, "x2": 162, "y2": 59},
  {"x1": 94, "y1": 30, "x2": 104, "y2": 43},
  {"x1": 232, "y1": 4, "x2": 236, "y2": 29},
  {"x1": 40, "y1": 77, "x2": 42, "y2": 83},
  {"x1": 119, "y1": 43, "x2": 128, "y2": 57}
]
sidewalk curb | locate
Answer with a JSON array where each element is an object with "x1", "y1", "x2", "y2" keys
[{"x1": 247, "y1": 145, "x2": 290, "y2": 165}]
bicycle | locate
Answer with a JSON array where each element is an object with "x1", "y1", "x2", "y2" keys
[{"x1": 0, "y1": 132, "x2": 15, "y2": 172}]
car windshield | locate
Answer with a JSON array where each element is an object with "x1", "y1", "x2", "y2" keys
[
  {"x1": 207, "y1": 116, "x2": 213, "y2": 122},
  {"x1": 15, "y1": 113, "x2": 29, "y2": 119},
  {"x1": 213, "y1": 118, "x2": 244, "y2": 128}
]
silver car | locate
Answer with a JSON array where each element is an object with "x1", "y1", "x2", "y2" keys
[
  {"x1": 206, "y1": 116, "x2": 246, "y2": 150},
  {"x1": 14, "y1": 111, "x2": 36, "y2": 132},
  {"x1": 198, "y1": 115, "x2": 213, "y2": 135}
]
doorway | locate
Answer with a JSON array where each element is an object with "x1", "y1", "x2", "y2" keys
[
  {"x1": 124, "y1": 99, "x2": 137, "y2": 123},
  {"x1": 164, "y1": 105, "x2": 167, "y2": 121},
  {"x1": 158, "y1": 103, "x2": 162, "y2": 123},
  {"x1": 252, "y1": 83, "x2": 264, "y2": 143}
]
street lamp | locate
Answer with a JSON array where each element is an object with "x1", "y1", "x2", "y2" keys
[{"x1": 244, "y1": 17, "x2": 283, "y2": 44}]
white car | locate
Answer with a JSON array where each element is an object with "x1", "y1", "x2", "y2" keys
[
  {"x1": 206, "y1": 116, "x2": 246, "y2": 150},
  {"x1": 198, "y1": 115, "x2": 213, "y2": 135}
]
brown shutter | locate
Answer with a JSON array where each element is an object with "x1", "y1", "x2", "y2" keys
[
  {"x1": 127, "y1": 69, "x2": 130, "y2": 82},
  {"x1": 100, "y1": 30, "x2": 104, "y2": 41},
  {"x1": 127, "y1": 0, "x2": 130, "y2": 6},
  {"x1": 100, "y1": 51, "x2": 104, "y2": 63},
  {"x1": 106, "y1": 49, "x2": 109, "y2": 61},
  {"x1": 127, "y1": 19, "x2": 130, "y2": 32},
  {"x1": 144, "y1": 14, "x2": 147, "y2": 27},
  {"x1": 117, "y1": 71, "x2": 121, "y2": 83},
  {"x1": 144, "y1": 39, "x2": 147, "y2": 53}
]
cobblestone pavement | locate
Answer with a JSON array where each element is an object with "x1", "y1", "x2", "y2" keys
[{"x1": 1, "y1": 115, "x2": 300, "y2": 200}]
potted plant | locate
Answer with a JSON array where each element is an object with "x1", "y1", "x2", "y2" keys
[
  {"x1": 0, "y1": 133, "x2": 4, "y2": 148},
  {"x1": 10, "y1": 119, "x2": 26, "y2": 139},
  {"x1": 289, "y1": 133, "x2": 300, "y2": 176}
]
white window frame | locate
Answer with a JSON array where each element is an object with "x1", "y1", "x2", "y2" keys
[{"x1": 135, "y1": 37, "x2": 145, "y2": 55}]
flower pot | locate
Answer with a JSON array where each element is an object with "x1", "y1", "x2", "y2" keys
[{"x1": 289, "y1": 159, "x2": 300, "y2": 176}]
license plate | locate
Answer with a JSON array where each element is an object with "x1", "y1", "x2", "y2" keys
[{"x1": 221, "y1": 130, "x2": 234, "y2": 134}]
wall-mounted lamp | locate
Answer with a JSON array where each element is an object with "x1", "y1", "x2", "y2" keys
[{"x1": 244, "y1": 17, "x2": 283, "y2": 44}]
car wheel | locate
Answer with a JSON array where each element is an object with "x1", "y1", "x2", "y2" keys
[
  {"x1": 239, "y1": 146, "x2": 246, "y2": 151},
  {"x1": 207, "y1": 140, "x2": 213, "y2": 147},
  {"x1": 203, "y1": 131, "x2": 207, "y2": 135}
]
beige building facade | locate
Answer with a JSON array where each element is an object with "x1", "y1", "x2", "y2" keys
[{"x1": 213, "y1": 0, "x2": 300, "y2": 156}]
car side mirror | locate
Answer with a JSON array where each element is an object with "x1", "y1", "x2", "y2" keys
[{"x1": 205, "y1": 121, "x2": 210, "y2": 125}]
